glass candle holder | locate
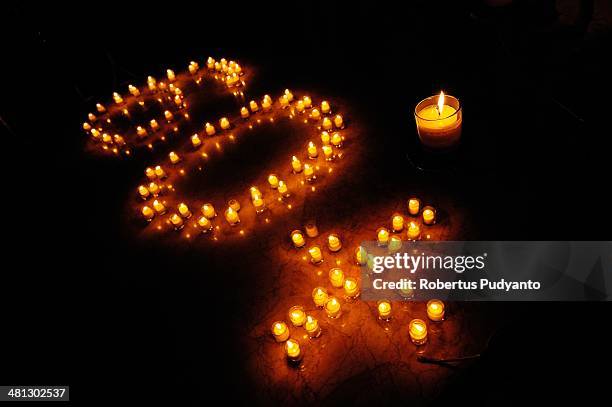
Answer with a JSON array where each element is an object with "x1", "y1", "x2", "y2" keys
[
  {"x1": 325, "y1": 296, "x2": 342, "y2": 318},
  {"x1": 377, "y1": 227, "x2": 390, "y2": 246},
  {"x1": 329, "y1": 267, "x2": 345, "y2": 288},
  {"x1": 307, "y1": 142, "x2": 318, "y2": 159},
  {"x1": 414, "y1": 93, "x2": 462, "y2": 150},
  {"x1": 312, "y1": 287, "x2": 329, "y2": 307},
  {"x1": 170, "y1": 213, "x2": 184, "y2": 230},
  {"x1": 152, "y1": 200, "x2": 166, "y2": 215},
  {"x1": 142, "y1": 206, "x2": 155, "y2": 221},
  {"x1": 197, "y1": 216, "x2": 213, "y2": 233},
  {"x1": 377, "y1": 300, "x2": 392, "y2": 321},
  {"x1": 422, "y1": 206, "x2": 436, "y2": 225},
  {"x1": 288, "y1": 306, "x2": 306, "y2": 327},
  {"x1": 327, "y1": 234, "x2": 342, "y2": 252},
  {"x1": 178, "y1": 203, "x2": 192, "y2": 218},
  {"x1": 285, "y1": 339, "x2": 302, "y2": 363},
  {"x1": 407, "y1": 222, "x2": 421, "y2": 240},
  {"x1": 331, "y1": 132, "x2": 343, "y2": 147},
  {"x1": 334, "y1": 115, "x2": 344, "y2": 129},
  {"x1": 202, "y1": 203, "x2": 216, "y2": 219},
  {"x1": 355, "y1": 246, "x2": 368, "y2": 265},
  {"x1": 291, "y1": 156, "x2": 303, "y2": 173},
  {"x1": 303, "y1": 164, "x2": 315, "y2": 182},
  {"x1": 344, "y1": 277, "x2": 360, "y2": 299},
  {"x1": 305, "y1": 223, "x2": 319, "y2": 238},
  {"x1": 278, "y1": 181, "x2": 289, "y2": 197},
  {"x1": 408, "y1": 197, "x2": 420, "y2": 216},
  {"x1": 271, "y1": 321, "x2": 290, "y2": 342},
  {"x1": 224, "y1": 207, "x2": 240, "y2": 225},
  {"x1": 426, "y1": 299, "x2": 445, "y2": 321},
  {"x1": 304, "y1": 315, "x2": 321, "y2": 338},
  {"x1": 308, "y1": 246, "x2": 323, "y2": 264},
  {"x1": 138, "y1": 185, "x2": 150, "y2": 200},
  {"x1": 409, "y1": 319, "x2": 428, "y2": 345},
  {"x1": 391, "y1": 213, "x2": 404, "y2": 232},
  {"x1": 388, "y1": 235, "x2": 403, "y2": 253},
  {"x1": 291, "y1": 230, "x2": 306, "y2": 248},
  {"x1": 268, "y1": 174, "x2": 279, "y2": 189}
]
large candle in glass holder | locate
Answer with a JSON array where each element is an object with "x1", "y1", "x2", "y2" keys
[{"x1": 414, "y1": 91, "x2": 462, "y2": 150}]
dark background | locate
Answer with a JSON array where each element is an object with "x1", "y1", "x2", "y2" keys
[{"x1": 2, "y1": 0, "x2": 611, "y2": 404}]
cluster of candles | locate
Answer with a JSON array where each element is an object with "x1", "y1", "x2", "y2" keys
[{"x1": 375, "y1": 198, "x2": 436, "y2": 246}]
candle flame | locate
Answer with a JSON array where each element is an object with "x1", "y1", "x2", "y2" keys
[{"x1": 437, "y1": 91, "x2": 445, "y2": 115}]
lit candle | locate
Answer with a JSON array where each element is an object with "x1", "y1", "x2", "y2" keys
[
  {"x1": 202, "y1": 203, "x2": 216, "y2": 219},
  {"x1": 322, "y1": 117, "x2": 332, "y2": 130},
  {"x1": 178, "y1": 203, "x2": 192, "y2": 218},
  {"x1": 408, "y1": 319, "x2": 428, "y2": 345},
  {"x1": 88, "y1": 113, "x2": 96, "y2": 122},
  {"x1": 262, "y1": 95, "x2": 272, "y2": 110},
  {"x1": 322, "y1": 145, "x2": 333, "y2": 161},
  {"x1": 197, "y1": 215, "x2": 212, "y2": 232},
  {"x1": 389, "y1": 235, "x2": 403, "y2": 252},
  {"x1": 191, "y1": 134, "x2": 202, "y2": 148},
  {"x1": 252, "y1": 194, "x2": 265, "y2": 213},
  {"x1": 220, "y1": 117, "x2": 230, "y2": 130},
  {"x1": 169, "y1": 151, "x2": 180, "y2": 164},
  {"x1": 334, "y1": 114, "x2": 344, "y2": 128},
  {"x1": 407, "y1": 222, "x2": 421, "y2": 240},
  {"x1": 344, "y1": 277, "x2": 360, "y2": 299},
  {"x1": 331, "y1": 132, "x2": 343, "y2": 147},
  {"x1": 170, "y1": 213, "x2": 184, "y2": 230},
  {"x1": 308, "y1": 246, "x2": 323, "y2": 264},
  {"x1": 164, "y1": 110, "x2": 173, "y2": 121},
  {"x1": 188, "y1": 61, "x2": 199, "y2": 74},
  {"x1": 271, "y1": 321, "x2": 290, "y2": 342},
  {"x1": 228, "y1": 199, "x2": 241, "y2": 211},
  {"x1": 408, "y1": 197, "x2": 421, "y2": 216},
  {"x1": 320, "y1": 131, "x2": 330, "y2": 145},
  {"x1": 291, "y1": 156, "x2": 303, "y2": 173},
  {"x1": 240, "y1": 107, "x2": 250, "y2": 118},
  {"x1": 422, "y1": 206, "x2": 436, "y2": 225},
  {"x1": 377, "y1": 300, "x2": 392, "y2": 321},
  {"x1": 137, "y1": 126, "x2": 148, "y2": 138},
  {"x1": 145, "y1": 167, "x2": 156, "y2": 180},
  {"x1": 414, "y1": 91, "x2": 462, "y2": 150},
  {"x1": 325, "y1": 296, "x2": 341, "y2": 318},
  {"x1": 284, "y1": 89, "x2": 294, "y2": 102},
  {"x1": 154, "y1": 166, "x2": 166, "y2": 178},
  {"x1": 147, "y1": 182, "x2": 160, "y2": 196},
  {"x1": 288, "y1": 306, "x2": 306, "y2": 327},
  {"x1": 147, "y1": 76, "x2": 157, "y2": 91},
  {"x1": 249, "y1": 100, "x2": 259, "y2": 112},
  {"x1": 355, "y1": 246, "x2": 367, "y2": 265},
  {"x1": 285, "y1": 339, "x2": 302, "y2": 362},
  {"x1": 426, "y1": 299, "x2": 445, "y2": 321},
  {"x1": 321, "y1": 100, "x2": 331, "y2": 114},
  {"x1": 128, "y1": 85, "x2": 140, "y2": 97},
  {"x1": 304, "y1": 315, "x2": 321, "y2": 338},
  {"x1": 291, "y1": 230, "x2": 306, "y2": 248},
  {"x1": 392, "y1": 213, "x2": 404, "y2": 232},
  {"x1": 224, "y1": 207, "x2": 240, "y2": 225},
  {"x1": 329, "y1": 267, "x2": 345, "y2": 288},
  {"x1": 312, "y1": 287, "x2": 329, "y2": 307},
  {"x1": 296, "y1": 100, "x2": 305, "y2": 113},
  {"x1": 310, "y1": 108, "x2": 321, "y2": 120},
  {"x1": 307, "y1": 141, "x2": 318, "y2": 159},
  {"x1": 303, "y1": 163, "x2": 315, "y2": 181},
  {"x1": 327, "y1": 234, "x2": 342, "y2": 252},
  {"x1": 152, "y1": 199, "x2": 166, "y2": 214},
  {"x1": 205, "y1": 122, "x2": 215, "y2": 136},
  {"x1": 268, "y1": 174, "x2": 279, "y2": 189},
  {"x1": 83, "y1": 122, "x2": 92, "y2": 131},
  {"x1": 377, "y1": 228, "x2": 390, "y2": 246},
  {"x1": 138, "y1": 185, "x2": 150, "y2": 200},
  {"x1": 113, "y1": 92, "x2": 123, "y2": 104},
  {"x1": 207, "y1": 57, "x2": 215, "y2": 69},
  {"x1": 279, "y1": 95, "x2": 289, "y2": 108},
  {"x1": 150, "y1": 119, "x2": 159, "y2": 131},
  {"x1": 278, "y1": 181, "x2": 289, "y2": 197},
  {"x1": 142, "y1": 206, "x2": 154, "y2": 221},
  {"x1": 96, "y1": 103, "x2": 106, "y2": 113},
  {"x1": 303, "y1": 96, "x2": 312, "y2": 108},
  {"x1": 166, "y1": 69, "x2": 176, "y2": 82},
  {"x1": 305, "y1": 223, "x2": 319, "y2": 238}
]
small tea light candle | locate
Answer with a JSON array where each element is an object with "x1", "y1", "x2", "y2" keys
[
  {"x1": 305, "y1": 223, "x2": 319, "y2": 238},
  {"x1": 427, "y1": 299, "x2": 445, "y2": 321},
  {"x1": 154, "y1": 166, "x2": 166, "y2": 179},
  {"x1": 327, "y1": 234, "x2": 342, "y2": 252},
  {"x1": 389, "y1": 235, "x2": 403, "y2": 252},
  {"x1": 96, "y1": 103, "x2": 106, "y2": 113},
  {"x1": 279, "y1": 95, "x2": 289, "y2": 108},
  {"x1": 296, "y1": 100, "x2": 305, "y2": 113},
  {"x1": 128, "y1": 85, "x2": 140, "y2": 97},
  {"x1": 344, "y1": 277, "x2": 360, "y2": 299},
  {"x1": 164, "y1": 110, "x2": 173, "y2": 121},
  {"x1": 268, "y1": 174, "x2": 279, "y2": 189},
  {"x1": 334, "y1": 114, "x2": 344, "y2": 128},
  {"x1": 308, "y1": 246, "x2": 323, "y2": 264},
  {"x1": 228, "y1": 199, "x2": 241, "y2": 211},
  {"x1": 355, "y1": 246, "x2": 367, "y2": 265},
  {"x1": 202, "y1": 203, "x2": 216, "y2": 219},
  {"x1": 138, "y1": 185, "x2": 150, "y2": 200},
  {"x1": 304, "y1": 315, "x2": 321, "y2": 338},
  {"x1": 137, "y1": 127, "x2": 148, "y2": 138},
  {"x1": 291, "y1": 230, "x2": 306, "y2": 248},
  {"x1": 278, "y1": 181, "x2": 289, "y2": 197},
  {"x1": 224, "y1": 207, "x2": 240, "y2": 225},
  {"x1": 150, "y1": 119, "x2": 159, "y2": 131},
  {"x1": 322, "y1": 145, "x2": 333, "y2": 161},
  {"x1": 169, "y1": 151, "x2": 180, "y2": 164},
  {"x1": 252, "y1": 195, "x2": 265, "y2": 213},
  {"x1": 377, "y1": 228, "x2": 390, "y2": 246},
  {"x1": 291, "y1": 156, "x2": 303, "y2": 173},
  {"x1": 377, "y1": 300, "x2": 392, "y2": 321},
  {"x1": 188, "y1": 61, "x2": 199, "y2": 74},
  {"x1": 320, "y1": 131, "x2": 330, "y2": 145},
  {"x1": 325, "y1": 296, "x2": 342, "y2": 318},
  {"x1": 321, "y1": 100, "x2": 331, "y2": 114},
  {"x1": 331, "y1": 132, "x2": 343, "y2": 147},
  {"x1": 262, "y1": 95, "x2": 272, "y2": 110},
  {"x1": 249, "y1": 100, "x2": 259, "y2": 112},
  {"x1": 197, "y1": 215, "x2": 212, "y2": 232},
  {"x1": 408, "y1": 319, "x2": 428, "y2": 345},
  {"x1": 152, "y1": 200, "x2": 166, "y2": 214},
  {"x1": 303, "y1": 164, "x2": 315, "y2": 181},
  {"x1": 310, "y1": 108, "x2": 321, "y2": 120},
  {"x1": 166, "y1": 69, "x2": 176, "y2": 82},
  {"x1": 142, "y1": 206, "x2": 155, "y2": 221},
  {"x1": 147, "y1": 182, "x2": 160, "y2": 196},
  {"x1": 240, "y1": 107, "x2": 250, "y2": 118},
  {"x1": 271, "y1": 321, "x2": 290, "y2": 342},
  {"x1": 312, "y1": 287, "x2": 329, "y2": 307},
  {"x1": 145, "y1": 167, "x2": 156, "y2": 180},
  {"x1": 303, "y1": 96, "x2": 312, "y2": 108},
  {"x1": 307, "y1": 141, "x2": 318, "y2": 159},
  {"x1": 392, "y1": 213, "x2": 404, "y2": 232},
  {"x1": 284, "y1": 89, "x2": 294, "y2": 102},
  {"x1": 422, "y1": 206, "x2": 436, "y2": 225},
  {"x1": 407, "y1": 222, "x2": 421, "y2": 240},
  {"x1": 414, "y1": 91, "x2": 462, "y2": 150},
  {"x1": 205, "y1": 122, "x2": 215, "y2": 136},
  {"x1": 206, "y1": 57, "x2": 215, "y2": 69},
  {"x1": 329, "y1": 267, "x2": 345, "y2": 288},
  {"x1": 178, "y1": 203, "x2": 192, "y2": 218},
  {"x1": 285, "y1": 339, "x2": 302, "y2": 362},
  {"x1": 170, "y1": 213, "x2": 184, "y2": 230},
  {"x1": 113, "y1": 92, "x2": 123, "y2": 104},
  {"x1": 408, "y1": 197, "x2": 421, "y2": 216},
  {"x1": 220, "y1": 117, "x2": 230, "y2": 130},
  {"x1": 288, "y1": 306, "x2": 306, "y2": 327},
  {"x1": 322, "y1": 117, "x2": 333, "y2": 130},
  {"x1": 191, "y1": 134, "x2": 202, "y2": 148}
]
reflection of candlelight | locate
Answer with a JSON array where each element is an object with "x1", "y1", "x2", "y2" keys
[
  {"x1": 407, "y1": 222, "x2": 421, "y2": 240},
  {"x1": 327, "y1": 234, "x2": 342, "y2": 252},
  {"x1": 329, "y1": 268, "x2": 345, "y2": 288},
  {"x1": 422, "y1": 206, "x2": 436, "y2": 225},
  {"x1": 409, "y1": 319, "x2": 428, "y2": 345},
  {"x1": 288, "y1": 306, "x2": 306, "y2": 327},
  {"x1": 344, "y1": 277, "x2": 360, "y2": 299},
  {"x1": 392, "y1": 214, "x2": 404, "y2": 232},
  {"x1": 325, "y1": 297, "x2": 342, "y2": 318},
  {"x1": 271, "y1": 321, "x2": 290, "y2": 342},
  {"x1": 304, "y1": 315, "x2": 321, "y2": 338},
  {"x1": 224, "y1": 207, "x2": 240, "y2": 225},
  {"x1": 285, "y1": 339, "x2": 302, "y2": 362},
  {"x1": 312, "y1": 287, "x2": 329, "y2": 307},
  {"x1": 291, "y1": 230, "x2": 306, "y2": 248},
  {"x1": 308, "y1": 246, "x2": 323, "y2": 264},
  {"x1": 408, "y1": 197, "x2": 420, "y2": 216},
  {"x1": 426, "y1": 299, "x2": 445, "y2": 321},
  {"x1": 377, "y1": 300, "x2": 392, "y2": 320}
]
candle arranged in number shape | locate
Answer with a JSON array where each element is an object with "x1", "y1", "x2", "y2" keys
[{"x1": 414, "y1": 91, "x2": 462, "y2": 150}]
